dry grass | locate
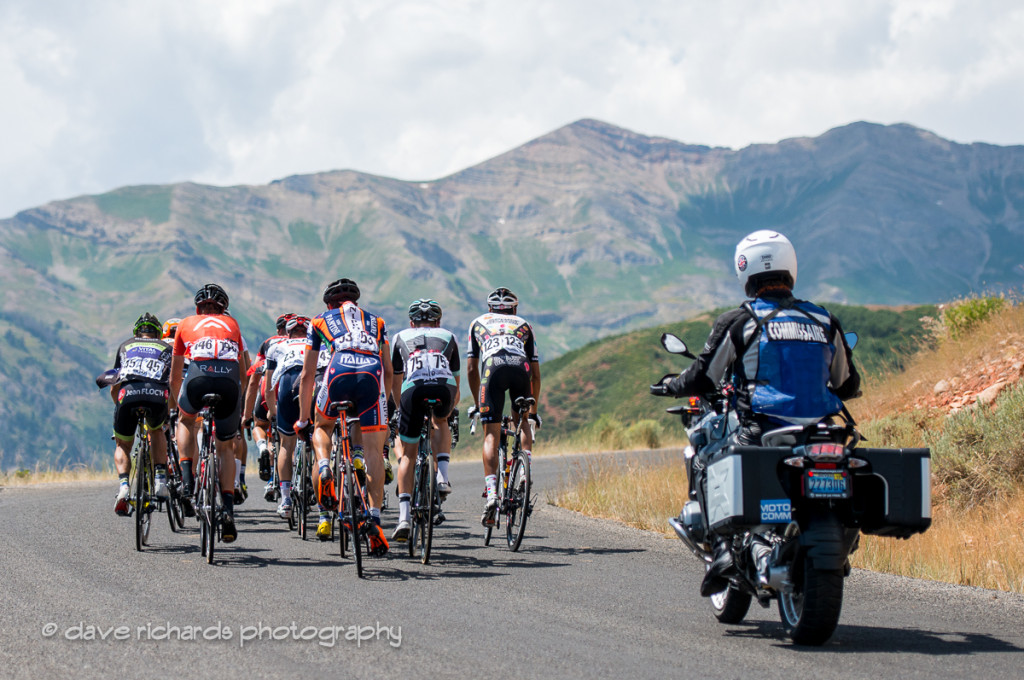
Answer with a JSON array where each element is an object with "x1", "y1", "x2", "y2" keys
[
  {"x1": 853, "y1": 491, "x2": 1024, "y2": 593},
  {"x1": 0, "y1": 463, "x2": 115, "y2": 487},
  {"x1": 555, "y1": 459, "x2": 1024, "y2": 594},
  {"x1": 554, "y1": 454, "x2": 688, "y2": 534}
]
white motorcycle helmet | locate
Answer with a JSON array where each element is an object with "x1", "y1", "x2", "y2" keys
[{"x1": 734, "y1": 230, "x2": 797, "y2": 297}]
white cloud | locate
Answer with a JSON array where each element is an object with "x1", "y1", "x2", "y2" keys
[{"x1": 1, "y1": 0, "x2": 1022, "y2": 219}]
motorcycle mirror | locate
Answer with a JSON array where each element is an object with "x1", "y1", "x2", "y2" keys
[
  {"x1": 845, "y1": 332, "x2": 858, "y2": 349},
  {"x1": 660, "y1": 333, "x2": 693, "y2": 357}
]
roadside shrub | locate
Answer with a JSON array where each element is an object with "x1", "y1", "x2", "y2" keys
[
  {"x1": 943, "y1": 296, "x2": 1006, "y2": 339},
  {"x1": 624, "y1": 419, "x2": 664, "y2": 449},
  {"x1": 589, "y1": 415, "x2": 626, "y2": 450}
]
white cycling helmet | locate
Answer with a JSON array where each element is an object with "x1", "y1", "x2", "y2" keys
[{"x1": 734, "y1": 230, "x2": 797, "y2": 297}]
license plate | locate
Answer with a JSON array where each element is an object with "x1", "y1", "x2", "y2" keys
[{"x1": 804, "y1": 470, "x2": 849, "y2": 498}]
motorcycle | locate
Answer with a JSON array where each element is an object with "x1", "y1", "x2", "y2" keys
[{"x1": 651, "y1": 332, "x2": 931, "y2": 645}]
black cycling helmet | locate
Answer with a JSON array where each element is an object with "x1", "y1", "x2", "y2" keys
[
  {"x1": 486, "y1": 287, "x2": 518, "y2": 312},
  {"x1": 408, "y1": 298, "x2": 442, "y2": 322},
  {"x1": 194, "y1": 283, "x2": 229, "y2": 311},
  {"x1": 323, "y1": 278, "x2": 360, "y2": 305},
  {"x1": 276, "y1": 313, "x2": 293, "y2": 333},
  {"x1": 133, "y1": 312, "x2": 162, "y2": 337}
]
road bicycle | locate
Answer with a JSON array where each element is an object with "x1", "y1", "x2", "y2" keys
[
  {"x1": 195, "y1": 394, "x2": 223, "y2": 565},
  {"x1": 292, "y1": 432, "x2": 313, "y2": 538},
  {"x1": 163, "y1": 409, "x2": 186, "y2": 532},
  {"x1": 482, "y1": 396, "x2": 536, "y2": 551},
  {"x1": 328, "y1": 400, "x2": 380, "y2": 577}
]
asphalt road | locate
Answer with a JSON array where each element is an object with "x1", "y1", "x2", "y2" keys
[{"x1": 1, "y1": 451, "x2": 1022, "y2": 679}]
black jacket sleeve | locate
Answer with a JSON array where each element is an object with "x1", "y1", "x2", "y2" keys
[
  {"x1": 828, "y1": 313, "x2": 861, "y2": 400},
  {"x1": 667, "y1": 308, "x2": 749, "y2": 398}
]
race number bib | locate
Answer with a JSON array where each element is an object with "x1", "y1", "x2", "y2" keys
[
  {"x1": 332, "y1": 330, "x2": 379, "y2": 354},
  {"x1": 407, "y1": 350, "x2": 453, "y2": 382},
  {"x1": 190, "y1": 337, "x2": 240, "y2": 361},
  {"x1": 481, "y1": 334, "x2": 526, "y2": 361},
  {"x1": 121, "y1": 356, "x2": 166, "y2": 381}
]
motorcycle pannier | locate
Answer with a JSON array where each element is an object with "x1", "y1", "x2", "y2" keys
[
  {"x1": 705, "y1": 446, "x2": 793, "y2": 533},
  {"x1": 850, "y1": 447, "x2": 931, "y2": 538}
]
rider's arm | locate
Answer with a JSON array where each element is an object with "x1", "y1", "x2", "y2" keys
[
  {"x1": 265, "y1": 366, "x2": 277, "y2": 419},
  {"x1": 242, "y1": 372, "x2": 259, "y2": 422},
  {"x1": 297, "y1": 349, "x2": 318, "y2": 422},
  {"x1": 467, "y1": 357, "x2": 480, "y2": 409},
  {"x1": 529, "y1": 361, "x2": 541, "y2": 414},
  {"x1": 238, "y1": 349, "x2": 251, "y2": 400},
  {"x1": 668, "y1": 307, "x2": 748, "y2": 397},
  {"x1": 170, "y1": 354, "x2": 184, "y2": 410},
  {"x1": 382, "y1": 343, "x2": 394, "y2": 404},
  {"x1": 828, "y1": 314, "x2": 861, "y2": 400}
]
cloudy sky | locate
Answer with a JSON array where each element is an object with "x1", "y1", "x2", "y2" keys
[{"x1": 2, "y1": 0, "x2": 1021, "y2": 219}]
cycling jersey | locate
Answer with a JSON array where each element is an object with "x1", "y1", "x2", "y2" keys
[
  {"x1": 113, "y1": 338, "x2": 173, "y2": 384},
  {"x1": 392, "y1": 327, "x2": 460, "y2": 443},
  {"x1": 392, "y1": 327, "x2": 460, "y2": 391},
  {"x1": 308, "y1": 302, "x2": 389, "y2": 429},
  {"x1": 467, "y1": 312, "x2": 538, "y2": 424},
  {"x1": 265, "y1": 337, "x2": 307, "y2": 390},
  {"x1": 174, "y1": 314, "x2": 244, "y2": 362}
]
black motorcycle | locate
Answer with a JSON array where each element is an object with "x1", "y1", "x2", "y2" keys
[{"x1": 651, "y1": 332, "x2": 931, "y2": 645}]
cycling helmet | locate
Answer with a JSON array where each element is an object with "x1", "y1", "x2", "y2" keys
[
  {"x1": 322, "y1": 278, "x2": 360, "y2": 305},
  {"x1": 285, "y1": 315, "x2": 310, "y2": 333},
  {"x1": 408, "y1": 298, "x2": 442, "y2": 322},
  {"x1": 194, "y1": 283, "x2": 229, "y2": 311},
  {"x1": 276, "y1": 313, "x2": 294, "y2": 333},
  {"x1": 486, "y1": 287, "x2": 518, "y2": 312},
  {"x1": 734, "y1": 230, "x2": 797, "y2": 297},
  {"x1": 162, "y1": 317, "x2": 182, "y2": 339},
  {"x1": 133, "y1": 312, "x2": 162, "y2": 337}
]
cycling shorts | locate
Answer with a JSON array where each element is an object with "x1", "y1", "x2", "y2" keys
[
  {"x1": 177, "y1": 360, "x2": 241, "y2": 441},
  {"x1": 254, "y1": 395, "x2": 269, "y2": 423},
  {"x1": 113, "y1": 381, "x2": 169, "y2": 441},
  {"x1": 275, "y1": 367, "x2": 304, "y2": 436},
  {"x1": 316, "y1": 357, "x2": 386, "y2": 432},
  {"x1": 478, "y1": 360, "x2": 532, "y2": 425},
  {"x1": 398, "y1": 381, "x2": 456, "y2": 444}
]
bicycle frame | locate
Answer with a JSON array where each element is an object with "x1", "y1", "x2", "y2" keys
[
  {"x1": 329, "y1": 401, "x2": 373, "y2": 576},
  {"x1": 196, "y1": 399, "x2": 221, "y2": 564}
]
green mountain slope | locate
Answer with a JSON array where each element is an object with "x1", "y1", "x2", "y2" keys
[{"x1": 1, "y1": 115, "x2": 1020, "y2": 468}]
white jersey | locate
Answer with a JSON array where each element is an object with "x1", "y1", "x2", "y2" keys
[{"x1": 266, "y1": 337, "x2": 307, "y2": 390}]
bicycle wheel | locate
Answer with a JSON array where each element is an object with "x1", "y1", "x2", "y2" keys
[
  {"x1": 288, "y1": 441, "x2": 301, "y2": 532},
  {"x1": 166, "y1": 440, "x2": 184, "y2": 532},
  {"x1": 295, "y1": 447, "x2": 307, "y2": 539},
  {"x1": 205, "y1": 444, "x2": 218, "y2": 564},
  {"x1": 198, "y1": 459, "x2": 208, "y2": 557},
  {"x1": 134, "y1": 439, "x2": 152, "y2": 551},
  {"x1": 484, "y1": 446, "x2": 506, "y2": 546},
  {"x1": 347, "y1": 460, "x2": 362, "y2": 576},
  {"x1": 505, "y1": 450, "x2": 531, "y2": 551},
  {"x1": 418, "y1": 454, "x2": 435, "y2": 564},
  {"x1": 409, "y1": 453, "x2": 424, "y2": 559}
]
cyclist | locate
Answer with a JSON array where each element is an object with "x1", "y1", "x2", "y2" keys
[
  {"x1": 162, "y1": 318, "x2": 182, "y2": 341},
  {"x1": 170, "y1": 284, "x2": 249, "y2": 543},
  {"x1": 109, "y1": 313, "x2": 173, "y2": 515},
  {"x1": 664, "y1": 230, "x2": 860, "y2": 596},
  {"x1": 466, "y1": 287, "x2": 541, "y2": 526},
  {"x1": 388, "y1": 299, "x2": 461, "y2": 542},
  {"x1": 296, "y1": 278, "x2": 393, "y2": 554},
  {"x1": 265, "y1": 315, "x2": 311, "y2": 519},
  {"x1": 243, "y1": 313, "x2": 292, "y2": 493}
]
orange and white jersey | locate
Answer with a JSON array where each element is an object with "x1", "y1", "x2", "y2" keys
[{"x1": 173, "y1": 313, "x2": 244, "y2": 362}]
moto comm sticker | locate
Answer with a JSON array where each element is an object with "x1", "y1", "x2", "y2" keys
[{"x1": 760, "y1": 499, "x2": 791, "y2": 523}]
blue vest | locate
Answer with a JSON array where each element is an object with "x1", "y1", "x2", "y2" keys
[{"x1": 742, "y1": 298, "x2": 843, "y2": 425}]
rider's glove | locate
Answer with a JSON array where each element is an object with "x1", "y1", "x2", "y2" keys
[
  {"x1": 242, "y1": 417, "x2": 254, "y2": 430},
  {"x1": 528, "y1": 413, "x2": 542, "y2": 430},
  {"x1": 294, "y1": 419, "x2": 313, "y2": 438},
  {"x1": 467, "y1": 405, "x2": 480, "y2": 420}
]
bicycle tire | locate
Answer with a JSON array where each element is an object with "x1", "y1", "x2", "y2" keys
[
  {"x1": 419, "y1": 454, "x2": 435, "y2": 565},
  {"x1": 348, "y1": 459, "x2": 362, "y2": 576},
  {"x1": 288, "y1": 441, "x2": 301, "y2": 533},
  {"x1": 484, "y1": 445, "x2": 506, "y2": 546},
  {"x1": 505, "y1": 451, "x2": 531, "y2": 551},
  {"x1": 408, "y1": 455, "x2": 419, "y2": 559},
  {"x1": 205, "y1": 454, "x2": 217, "y2": 565},
  {"x1": 166, "y1": 441, "x2": 184, "y2": 532},
  {"x1": 134, "y1": 436, "x2": 151, "y2": 551},
  {"x1": 295, "y1": 445, "x2": 307, "y2": 539}
]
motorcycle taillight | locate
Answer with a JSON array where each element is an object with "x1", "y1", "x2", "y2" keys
[{"x1": 800, "y1": 442, "x2": 845, "y2": 463}]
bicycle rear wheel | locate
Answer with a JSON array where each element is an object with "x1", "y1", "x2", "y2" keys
[
  {"x1": 134, "y1": 440, "x2": 152, "y2": 551},
  {"x1": 417, "y1": 455, "x2": 436, "y2": 564},
  {"x1": 166, "y1": 440, "x2": 184, "y2": 532},
  {"x1": 205, "y1": 449, "x2": 218, "y2": 564},
  {"x1": 505, "y1": 450, "x2": 531, "y2": 551},
  {"x1": 347, "y1": 460, "x2": 362, "y2": 576}
]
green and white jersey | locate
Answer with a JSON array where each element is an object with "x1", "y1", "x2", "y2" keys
[{"x1": 391, "y1": 327, "x2": 461, "y2": 392}]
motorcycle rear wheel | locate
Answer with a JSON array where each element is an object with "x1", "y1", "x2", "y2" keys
[
  {"x1": 778, "y1": 557, "x2": 844, "y2": 645},
  {"x1": 710, "y1": 583, "x2": 752, "y2": 624}
]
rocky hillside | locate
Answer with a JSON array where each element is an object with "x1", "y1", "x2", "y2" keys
[{"x1": 1, "y1": 119, "x2": 1023, "y2": 468}]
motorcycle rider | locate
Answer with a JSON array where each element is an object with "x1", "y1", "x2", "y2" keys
[{"x1": 664, "y1": 230, "x2": 860, "y2": 596}]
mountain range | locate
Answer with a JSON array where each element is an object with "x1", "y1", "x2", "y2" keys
[{"x1": 1, "y1": 118, "x2": 1022, "y2": 468}]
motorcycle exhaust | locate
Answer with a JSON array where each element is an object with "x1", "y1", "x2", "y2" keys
[{"x1": 669, "y1": 512, "x2": 712, "y2": 563}]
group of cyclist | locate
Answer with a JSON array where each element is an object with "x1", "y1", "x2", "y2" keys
[{"x1": 104, "y1": 279, "x2": 542, "y2": 555}]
